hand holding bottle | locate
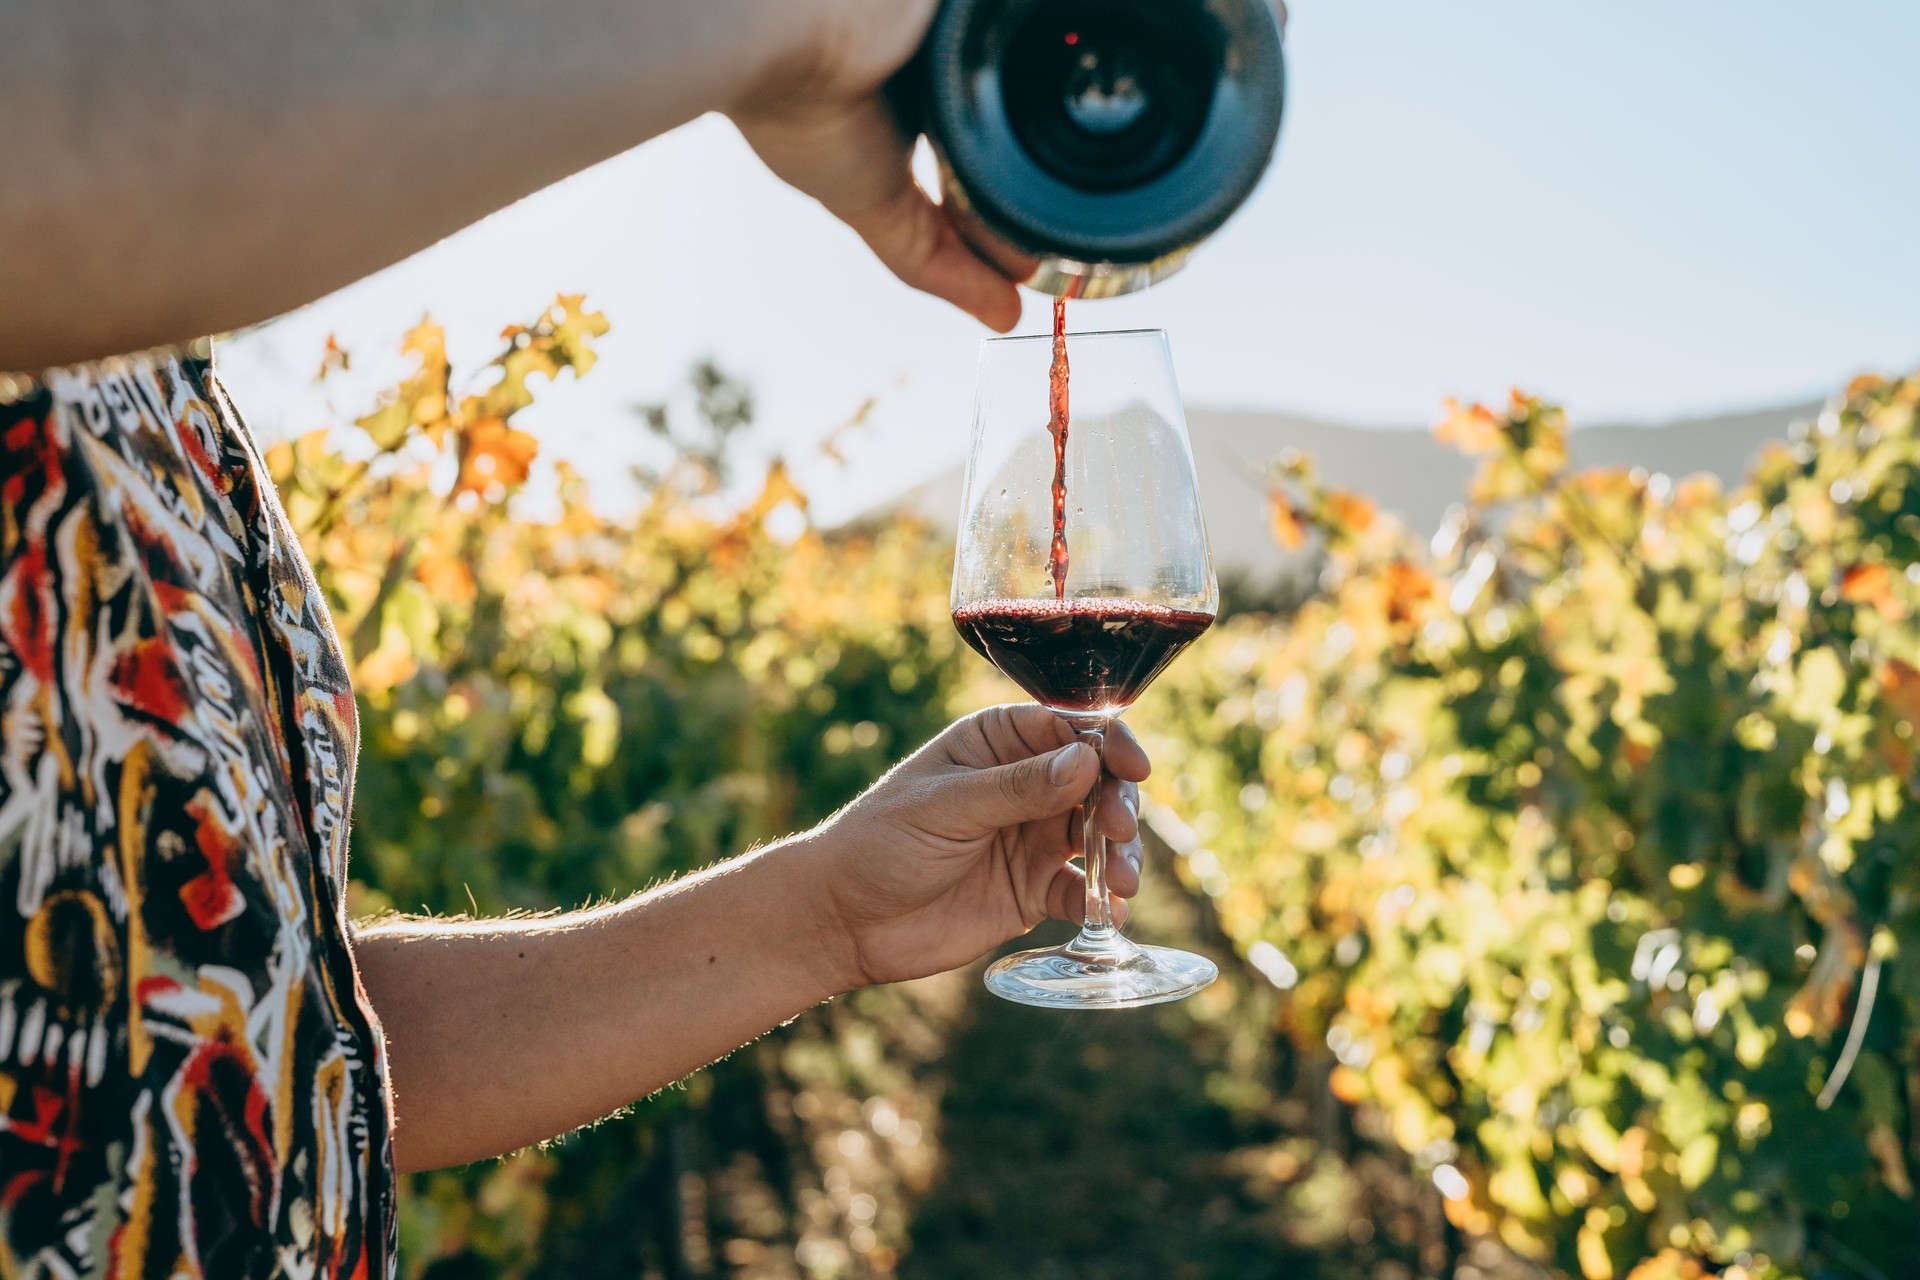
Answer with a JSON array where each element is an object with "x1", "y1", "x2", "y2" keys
[{"x1": 729, "y1": 0, "x2": 1024, "y2": 332}]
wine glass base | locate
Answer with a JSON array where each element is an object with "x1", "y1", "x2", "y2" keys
[{"x1": 984, "y1": 939, "x2": 1219, "y2": 1010}]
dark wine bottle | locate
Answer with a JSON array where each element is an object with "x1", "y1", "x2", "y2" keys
[{"x1": 896, "y1": 0, "x2": 1286, "y2": 299}]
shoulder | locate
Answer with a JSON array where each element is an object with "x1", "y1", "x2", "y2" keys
[{"x1": 3, "y1": 345, "x2": 261, "y2": 567}]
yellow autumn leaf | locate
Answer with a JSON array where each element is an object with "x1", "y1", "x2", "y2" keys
[
  {"x1": 354, "y1": 638, "x2": 417, "y2": 694},
  {"x1": 1623, "y1": 1250, "x2": 1705, "y2": 1280},
  {"x1": 746, "y1": 459, "x2": 809, "y2": 523},
  {"x1": 1578, "y1": 1219, "x2": 1614, "y2": 1280},
  {"x1": 416, "y1": 553, "x2": 477, "y2": 606}
]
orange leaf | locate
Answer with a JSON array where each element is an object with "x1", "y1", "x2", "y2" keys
[
  {"x1": 354, "y1": 642, "x2": 416, "y2": 694},
  {"x1": 1384, "y1": 558, "x2": 1436, "y2": 629},
  {"x1": 567, "y1": 575, "x2": 614, "y2": 614},
  {"x1": 1328, "y1": 1064, "x2": 1368, "y2": 1103},
  {"x1": 1434, "y1": 397, "x2": 1503, "y2": 455},
  {"x1": 1672, "y1": 474, "x2": 1721, "y2": 512},
  {"x1": 1616, "y1": 1126, "x2": 1650, "y2": 1180},
  {"x1": 1267, "y1": 491, "x2": 1307, "y2": 550},
  {"x1": 455, "y1": 415, "x2": 540, "y2": 496},
  {"x1": 1324, "y1": 490, "x2": 1378, "y2": 535},
  {"x1": 1841, "y1": 563, "x2": 1904, "y2": 619},
  {"x1": 1441, "y1": 1193, "x2": 1490, "y2": 1234},
  {"x1": 1881, "y1": 658, "x2": 1920, "y2": 726},
  {"x1": 415, "y1": 554, "x2": 476, "y2": 605},
  {"x1": 315, "y1": 334, "x2": 350, "y2": 383},
  {"x1": 1623, "y1": 1250, "x2": 1705, "y2": 1280}
]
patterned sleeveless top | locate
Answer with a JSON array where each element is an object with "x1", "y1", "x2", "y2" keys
[{"x1": 0, "y1": 352, "x2": 396, "y2": 1277}]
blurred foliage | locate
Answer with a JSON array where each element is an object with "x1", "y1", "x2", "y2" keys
[
  {"x1": 1138, "y1": 374, "x2": 1920, "y2": 1280},
  {"x1": 278, "y1": 298, "x2": 1920, "y2": 1280},
  {"x1": 272, "y1": 298, "x2": 965, "y2": 920},
  {"x1": 274, "y1": 299, "x2": 969, "y2": 1276}
]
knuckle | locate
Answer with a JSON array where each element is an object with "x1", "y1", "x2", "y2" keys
[{"x1": 995, "y1": 760, "x2": 1038, "y2": 810}]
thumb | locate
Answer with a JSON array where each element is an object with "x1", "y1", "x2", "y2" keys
[
  {"x1": 850, "y1": 178, "x2": 1024, "y2": 333},
  {"x1": 953, "y1": 741, "x2": 1098, "y2": 831}
]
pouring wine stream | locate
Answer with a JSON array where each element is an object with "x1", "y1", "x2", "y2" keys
[
  {"x1": 1047, "y1": 296, "x2": 1072, "y2": 599},
  {"x1": 1050, "y1": 303, "x2": 1157, "y2": 978}
]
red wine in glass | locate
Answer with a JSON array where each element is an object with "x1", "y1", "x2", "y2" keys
[{"x1": 952, "y1": 596, "x2": 1212, "y2": 714}]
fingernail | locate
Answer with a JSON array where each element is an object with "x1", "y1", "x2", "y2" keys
[
  {"x1": 1125, "y1": 840, "x2": 1142, "y2": 869},
  {"x1": 1049, "y1": 742, "x2": 1088, "y2": 786}
]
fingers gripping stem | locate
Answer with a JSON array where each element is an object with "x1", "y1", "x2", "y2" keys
[{"x1": 1079, "y1": 728, "x2": 1114, "y2": 936}]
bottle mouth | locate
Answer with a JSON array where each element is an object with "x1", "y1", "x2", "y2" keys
[
  {"x1": 924, "y1": 0, "x2": 1286, "y2": 267},
  {"x1": 980, "y1": 327, "x2": 1169, "y2": 346},
  {"x1": 998, "y1": 1, "x2": 1222, "y2": 195}
]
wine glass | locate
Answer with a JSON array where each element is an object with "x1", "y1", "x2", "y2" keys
[{"x1": 952, "y1": 326, "x2": 1220, "y2": 1009}]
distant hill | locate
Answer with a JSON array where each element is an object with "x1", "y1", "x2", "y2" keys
[{"x1": 875, "y1": 399, "x2": 1822, "y2": 584}]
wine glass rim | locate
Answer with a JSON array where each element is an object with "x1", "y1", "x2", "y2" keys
[{"x1": 982, "y1": 327, "x2": 1167, "y2": 345}]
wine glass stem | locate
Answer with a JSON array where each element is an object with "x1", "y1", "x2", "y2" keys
[{"x1": 1077, "y1": 725, "x2": 1116, "y2": 941}]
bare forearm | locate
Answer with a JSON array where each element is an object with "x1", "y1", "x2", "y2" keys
[
  {"x1": 351, "y1": 705, "x2": 1147, "y2": 1172},
  {"x1": 353, "y1": 835, "x2": 849, "y2": 1173},
  {"x1": 0, "y1": 0, "x2": 804, "y2": 368}
]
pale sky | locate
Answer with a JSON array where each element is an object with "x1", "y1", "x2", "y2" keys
[{"x1": 220, "y1": 0, "x2": 1920, "y2": 524}]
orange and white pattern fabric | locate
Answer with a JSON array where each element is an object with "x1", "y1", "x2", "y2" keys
[{"x1": 0, "y1": 354, "x2": 394, "y2": 1277}]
